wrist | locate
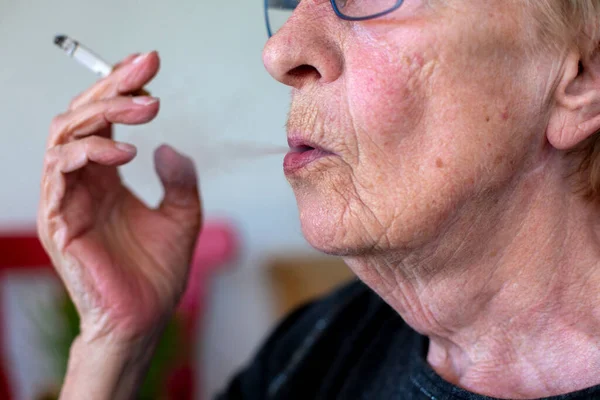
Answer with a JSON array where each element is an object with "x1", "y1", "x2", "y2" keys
[{"x1": 60, "y1": 332, "x2": 161, "y2": 400}]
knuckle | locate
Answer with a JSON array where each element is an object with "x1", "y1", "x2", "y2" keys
[
  {"x1": 36, "y1": 208, "x2": 57, "y2": 252},
  {"x1": 49, "y1": 113, "x2": 67, "y2": 134},
  {"x1": 84, "y1": 135, "x2": 104, "y2": 149},
  {"x1": 43, "y1": 145, "x2": 62, "y2": 169},
  {"x1": 94, "y1": 78, "x2": 116, "y2": 98},
  {"x1": 68, "y1": 95, "x2": 83, "y2": 110},
  {"x1": 68, "y1": 80, "x2": 113, "y2": 111},
  {"x1": 80, "y1": 138, "x2": 92, "y2": 154},
  {"x1": 36, "y1": 216, "x2": 49, "y2": 245}
]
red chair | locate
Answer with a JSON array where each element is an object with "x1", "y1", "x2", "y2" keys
[
  {"x1": 0, "y1": 234, "x2": 52, "y2": 400},
  {"x1": 0, "y1": 221, "x2": 238, "y2": 400}
]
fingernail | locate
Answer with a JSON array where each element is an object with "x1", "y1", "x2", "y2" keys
[
  {"x1": 132, "y1": 96, "x2": 159, "y2": 106},
  {"x1": 116, "y1": 142, "x2": 137, "y2": 153},
  {"x1": 133, "y1": 52, "x2": 150, "y2": 64}
]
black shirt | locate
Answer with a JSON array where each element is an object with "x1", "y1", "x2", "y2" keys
[{"x1": 217, "y1": 281, "x2": 600, "y2": 399}]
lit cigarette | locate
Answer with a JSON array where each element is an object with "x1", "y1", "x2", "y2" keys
[{"x1": 53, "y1": 34, "x2": 150, "y2": 95}]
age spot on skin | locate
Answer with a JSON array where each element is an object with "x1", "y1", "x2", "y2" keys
[{"x1": 436, "y1": 158, "x2": 444, "y2": 168}]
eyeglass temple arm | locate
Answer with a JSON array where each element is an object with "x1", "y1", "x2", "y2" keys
[{"x1": 267, "y1": 0, "x2": 298, "y2": 10}]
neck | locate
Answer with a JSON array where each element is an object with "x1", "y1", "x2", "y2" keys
[{"x1": 344, "y1": 153, "x2": 600, "y2": 399}]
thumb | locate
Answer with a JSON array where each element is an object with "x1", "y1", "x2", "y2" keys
[{"x1": 154, "y1": 144, "x2": 202, "y2": 225}]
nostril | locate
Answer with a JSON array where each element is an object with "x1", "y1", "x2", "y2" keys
[{"x1": 288, "y1": 64, "x2": 321, "y2": 80}]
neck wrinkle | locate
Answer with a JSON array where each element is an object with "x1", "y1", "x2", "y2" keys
[{"x1": 344, "y1": 154, "x2": 600, "y2": 398}]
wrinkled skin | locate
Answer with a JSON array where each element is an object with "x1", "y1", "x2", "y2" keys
[
  {"x1": 264, "y1": 0, "x2": 600, "y2": 398},
  {"x1": 38, "y1": 52, "x2": 202, "y2": 346},
  {"x1": 39, "y1": 0, "x2": 600, "y2": 398},
  {"x1": 266, "y1": 1, "x2": 546, "y2": 257}
]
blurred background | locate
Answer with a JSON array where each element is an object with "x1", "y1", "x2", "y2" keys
[{"x1": 0, "y1": 0, "x2": 354, "y2": 398}]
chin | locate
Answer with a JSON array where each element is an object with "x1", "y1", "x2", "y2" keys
[
  {"x1": 299, "y1": 216, "x2": 369, "y2": 256},
  {"x1": 290, "y1": 172, "x2": 461, "y2": 259},
  {"x1": 292, "y1": 181, "x2": 382, "y2": 257}
]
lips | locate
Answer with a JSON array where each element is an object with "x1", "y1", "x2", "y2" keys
[{"x1": 284, "y1": 137, "x2": 335, "y2": 174}]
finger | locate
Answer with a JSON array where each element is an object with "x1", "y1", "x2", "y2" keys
[
  {"x1": 69, "y1": 51, "x2": 160, "y2": 110},
  {"x1": 51, "y1": 136, "x2": 137, "y2": 174},
  {"x1": 40, "y1": 137, "x2": 137, "y2": 221},
  {"x1": 49, "y1": 96, "x2": 159, "y2": 147},
  {"x1": 154, "y1": 145, "x2": 202, "y2": 227},
  {"x1": 112, "y1": 53, "x2": 141, "y2": 71}
]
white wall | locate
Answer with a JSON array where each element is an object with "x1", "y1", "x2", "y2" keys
[{"x1": 0, "y1": 0, "x2": 317, "y2": 398}]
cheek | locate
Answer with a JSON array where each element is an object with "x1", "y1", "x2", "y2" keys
[
  {"x1": 343, "y1": 43, "x2": 437, "y2": 192},
  {"x1": 345, "y1": 49, "x2": 430, "y2": 149},
  {"x1": 333, "y1": 38, "x2": 544, "y2": 251},
  {"x1": 311, "y1": 46, "x2": 443, "y2": 248}
]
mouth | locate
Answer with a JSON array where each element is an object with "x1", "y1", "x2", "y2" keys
[{"x1": 284, "y1": 137, "x2": 336, "y2": 175}]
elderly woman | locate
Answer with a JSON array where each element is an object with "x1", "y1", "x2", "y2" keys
[{"x1": 37, "y1": 0, "x2": 600, "y2": 399}]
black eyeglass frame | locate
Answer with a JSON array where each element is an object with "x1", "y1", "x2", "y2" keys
[{"x1": 265, "y1": 0, "x2": 405, "y2": 37}]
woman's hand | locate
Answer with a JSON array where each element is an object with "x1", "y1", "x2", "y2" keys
[{"x1": 37, "y1": 51, "x2": 202, "y2": 399}]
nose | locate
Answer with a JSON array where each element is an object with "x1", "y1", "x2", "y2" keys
[{"x1": 262, "y1": 5, "x2": 344, "y2": 89}]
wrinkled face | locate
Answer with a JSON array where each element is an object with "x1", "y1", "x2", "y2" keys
[{"x1": 263, "y1": 1, "x2": 555, "y2": 256}]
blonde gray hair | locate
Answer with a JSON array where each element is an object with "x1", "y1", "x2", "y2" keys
[
  {"x1": 530, "y1": 1, "x2": 600, "y2": 54},
  {"x1": 530, "y1": 1, "x2": 600, "y2": 198}
]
